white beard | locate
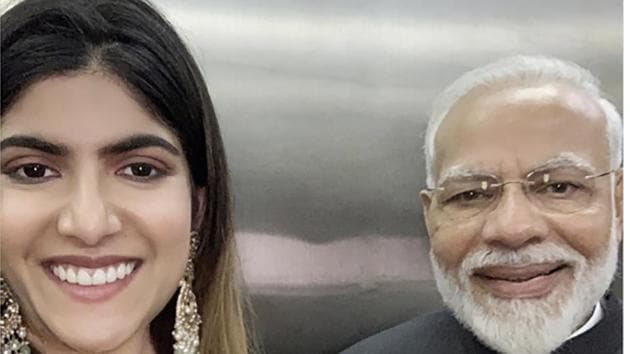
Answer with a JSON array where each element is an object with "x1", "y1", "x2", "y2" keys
[{"x1": 430, "y1": 223, "x2": 619, "y2": 354}]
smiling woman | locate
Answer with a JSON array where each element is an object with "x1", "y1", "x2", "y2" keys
[{"x1": 0, "y1": 1, "x2": 250, "y2": 354}]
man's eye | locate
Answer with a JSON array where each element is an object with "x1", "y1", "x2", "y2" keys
[
  {"x1": 3, "y1": 163, "x2": 60, "y2": 183},
  {"x1": 118, "y1": 163, "x2": 165, "y2": 180},
  {"x1": 540, "y1": 182, "x2": 579, "y2": 196},
  {"x1": 445, "y1": 189, "x2": 493, "y2": 204}
]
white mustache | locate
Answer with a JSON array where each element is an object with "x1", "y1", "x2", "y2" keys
[{"x1": 460, "y1": 242, "x2": 585, "y2": 277}]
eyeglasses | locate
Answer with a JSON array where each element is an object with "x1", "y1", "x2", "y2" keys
[{"x1": 424, "y1": 166, "x2": 618, "y2": 221}]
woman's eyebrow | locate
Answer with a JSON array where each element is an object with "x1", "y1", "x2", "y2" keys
[
  {"x1": 0, "y1": 135, "x2": 69, "y2": 156},
  {"x1": 99, "y1": 134, "x2": 181, "y2": 156}
]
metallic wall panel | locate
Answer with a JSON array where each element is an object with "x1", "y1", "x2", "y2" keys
[{"x1": 153, "y1": 1, "x2": 622, "y2": 353}]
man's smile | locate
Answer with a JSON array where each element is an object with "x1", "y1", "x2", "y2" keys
[{"x1": 471, "y1": 262, "x2": 571, "y2": 299}]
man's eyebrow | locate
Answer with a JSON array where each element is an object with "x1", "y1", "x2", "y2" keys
[
  {"x1": 528, "y1": 153, "x2": 596, "y2": 174},
  {"x1": 99, "y1": 134, "x2": 181, "y2": 156},
  {"x1": 0, "y1": 135, "x2": 69, "y2": 156},
  {"x1": 434, "y1": 154, "x2": 599, "y2": 187},
  {"x1": 437, "y1": 165, "x2": 497, "y2": 185}
]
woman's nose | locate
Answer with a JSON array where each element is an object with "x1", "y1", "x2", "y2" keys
[{"x1": 56, "y1": 177, "x2": 121, "y2": 245}]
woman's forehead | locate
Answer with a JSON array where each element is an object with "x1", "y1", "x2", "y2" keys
[{"x1": 1, "y1": 73, "x2": 182, "y2": 152}]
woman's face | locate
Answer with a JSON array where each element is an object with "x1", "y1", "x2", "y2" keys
[{"x1": 1, "y1": 73, "x2": 195, "y2": 352}]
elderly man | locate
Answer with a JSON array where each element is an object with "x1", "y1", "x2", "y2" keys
[{"x1": 342, "y1": 56, "x2": 622, "y2": 354}]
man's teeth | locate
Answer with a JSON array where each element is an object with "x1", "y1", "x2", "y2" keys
[{"x1": 51, "y1": 262, "x2": 136, "y2": 286}]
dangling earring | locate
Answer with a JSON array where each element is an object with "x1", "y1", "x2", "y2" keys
[
  {"x1": 172, "y1": 232, "x2": 202, "y2": 354},
  {"x1": 1, "y1": 276, "x2": 30, "y2": 354}
]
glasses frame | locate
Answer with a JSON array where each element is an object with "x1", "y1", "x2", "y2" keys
[{"x1": 422, "y1": 167, "x2": 620, "y2": 219}]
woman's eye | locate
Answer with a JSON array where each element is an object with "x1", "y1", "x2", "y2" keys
[
  {"x1": 118, "y1": 163, "x2": 165, "y2": 180},
  {"x1": 2, "y1": 163, "x2": 61, "y2": 184},
  {"x1": 3, "y1": 163, "x2": 60, "y2": 183}
]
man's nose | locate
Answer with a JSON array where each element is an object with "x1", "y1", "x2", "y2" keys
[
  {"x1": 57, "y1": 176, "x2": 121, "y2": 246},
  {"x1": 480, "y1": 184, "x2": 549, "y2": 250}
]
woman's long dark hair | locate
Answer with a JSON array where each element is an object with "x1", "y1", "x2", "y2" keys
[{"x1": 1, "y1": 1, "x2": 249, "y2": 352}]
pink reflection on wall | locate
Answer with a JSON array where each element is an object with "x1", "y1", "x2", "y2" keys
[{"x1": 236, "y1": 232, "x2": 433, "y2": 291}]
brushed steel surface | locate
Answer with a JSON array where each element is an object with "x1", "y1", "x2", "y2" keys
[{"x1": 153, "y1": 1, "x2": 622, "y2": 352}]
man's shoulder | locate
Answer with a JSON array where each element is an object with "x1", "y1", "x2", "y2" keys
[
  {"x1": 555, "y1": 293, "x2": 622, "y2": 354},
  {"x1": 340, "y1": 310, "x2": 471, "y2": 354}
]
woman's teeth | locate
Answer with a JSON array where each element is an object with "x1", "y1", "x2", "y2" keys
[{"x1": 51, "y1": 262, "x2": 136, "y2": 286}]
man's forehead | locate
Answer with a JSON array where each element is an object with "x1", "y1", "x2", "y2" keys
[
  {"x1": 440, "y1": 82, "x2": 605, "y2": 132},
  {"x1": 431, "y1": 81, "x2": 609, "y2": 182},
  {"x1": 480, "y1": 83, "x2": 603, "y2": 118}
]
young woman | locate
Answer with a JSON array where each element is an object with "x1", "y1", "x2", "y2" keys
[{"x1": 1, "y1": 0, "x2": 250, "y2": 353}]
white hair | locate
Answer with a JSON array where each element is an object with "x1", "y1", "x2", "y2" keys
[{"x1": 424, "y1": 55, "x2": 623, "y2": 187}]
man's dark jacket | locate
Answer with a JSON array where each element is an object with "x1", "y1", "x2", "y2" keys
[{"x1": 341, "y1": 293, "x2": 621, "y2": 354}]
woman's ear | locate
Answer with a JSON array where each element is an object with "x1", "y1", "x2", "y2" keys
[{"x1": 192, "y1": 187, "x2": 208, "y2": 231}]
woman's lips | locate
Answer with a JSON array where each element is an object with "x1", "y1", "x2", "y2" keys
[
  {"x1": 472, "y1": 262, "x2": 570, "y2": 299},
  {"x1": 42, "y1": 255, "x2": 140, "y2": 268},
  {"x1": 42, "y1": 256, "x2": 142, "y2": 304}
]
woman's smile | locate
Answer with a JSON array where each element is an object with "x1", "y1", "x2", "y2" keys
[{"x1": 42, "y1": 256, "x2": 142, "y2": 303}]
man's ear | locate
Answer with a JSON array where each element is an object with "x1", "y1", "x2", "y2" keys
[
  {"x1": 419, "y1": 190, "x2": 433, "y2": 233},
  {"x1": 614, "y1": 170, "x2": 623, "y2": 242},
  {"x1": 192, "y1": 187, "x2": 208, "y2": 231}
]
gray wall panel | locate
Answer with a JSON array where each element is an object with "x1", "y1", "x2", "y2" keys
[{"x1": 152, "y1": 1, "x2": 622, "y2": 353}]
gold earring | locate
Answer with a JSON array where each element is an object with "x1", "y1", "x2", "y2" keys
[
  {"x1": 1, "y1": 276, "x2": 30, "y2": 354},
  {"x1": 172, "y1": 232, "x2": 202, "y2": 354}
]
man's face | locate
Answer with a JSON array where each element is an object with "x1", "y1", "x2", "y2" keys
[{"x1": 421, "y1": 82, "x2": 621, "y2": 354}]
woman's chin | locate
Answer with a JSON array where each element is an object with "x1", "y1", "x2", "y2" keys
[{"x1": 39, "y1": 316, "x2": 148, "y2": 353}]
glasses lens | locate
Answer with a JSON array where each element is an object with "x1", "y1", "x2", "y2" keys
[
  {"x1": 435, "y1": 178, "x2": 498, "y2": 219},
  {"x1": 527, "y1": 167, "x2": 597, "y2": 213}
]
